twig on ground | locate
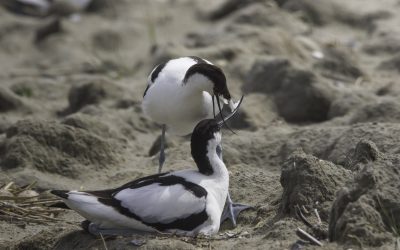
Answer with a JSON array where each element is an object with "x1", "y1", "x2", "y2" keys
[
  {"x1": 0, "y1": 181, "x2": 68, "y2": 226},
  {"x1": 294, "y1": 204, "x2": 328, "y2": 242},
  {"x1": 2, "y1": 182, "x2": 14, "y2": 191},
  {"x1": 99, "y1": 233, "x2": 109, "y2": 250},
  {"x1": 301, "y1": 205, "x2": 309, "y2": 215},
  {"x1": 296, "y1": 227, "x2": 323, "y2": 246},
  {"x1": 295, "y1": 205, "x2": 313, "y2": 228},
  {"x1": 314, "y1": 208, "x2": 322, "y2": 225}
]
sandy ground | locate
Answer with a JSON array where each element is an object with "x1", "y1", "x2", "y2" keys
[{"x1": 0, "y1": 0, "x2": 400, "y2": 249}]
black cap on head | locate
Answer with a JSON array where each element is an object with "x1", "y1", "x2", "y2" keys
[
  {"x1": 191, "y1": 119, "x2": 220, "y2": 175},
  {"x1": 192, "y1": 119, "x2": 220, "y2": 143},
  {"x1": 184, "y1": 63, "x2": 231, "y2": 100},
  {"x1": 190, "y1": 100, "x2": 242, "y2": 175}
]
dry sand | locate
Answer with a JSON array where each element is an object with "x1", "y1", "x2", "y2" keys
[{"x1": 0, "y1": 0, "x2": 400, "y2": 249}]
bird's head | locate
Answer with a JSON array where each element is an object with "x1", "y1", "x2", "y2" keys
[
  {"x1": 191, "y1": 97, "x2": 242, "y2": 156},
  {"x1": 184, "y1": 62, "x2": 244, "y2": 132},
  {"x1": 183, "y1": 63, "x2": 231, "y2": 100}
]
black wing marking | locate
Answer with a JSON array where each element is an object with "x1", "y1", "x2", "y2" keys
[
  {"x1": 97, "y1": 194, "x2": 208, "y2": 231},
  {"x1": 150, "y1": 62, "x2": 167, "y2": 83},
  {"x1": 85, "y1": 172, "x2": 209, "y2": 232},
  {"x1": 85, "y1": 172, "x2": 170, "y2": 198},
  {"x1": 144, "y1": 62, "x2": 167, "y2": 98},
  {"x1": 50, "y1": 190, "x2": 69, "y2": 199},
  {"x1": 119, "y1": 173, "x2": 207, "y2": 198},
  {"x1": 146, "y1": 209, "x2": 208, "y2": 231},
  {"x1": 188, "y1": 56, "x2": 207, "y2": 64},
  {"x1": 143, "y1": 85, "x2": 150, "y2": 98},
  {"x1": 85, "y1": 172, "x2": 207, "y2": 204}
]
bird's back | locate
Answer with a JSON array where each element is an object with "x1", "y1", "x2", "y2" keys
[{"x1": 52, "y1": 169, "x2": 226, "y2": 234}]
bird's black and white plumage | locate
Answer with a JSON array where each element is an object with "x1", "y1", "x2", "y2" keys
[
  {"x1": 142, "y1": 56, "x2": 238, "y2": 173},
  {"x1": 141, "y1": 56, "x2": 249, "y2": 227},
  {"x1": 142, "y1": 56, "x2": 236, "y2": 136},
  {"x1": 51, "y1": 114, "x2": 241, "y2": 236}
]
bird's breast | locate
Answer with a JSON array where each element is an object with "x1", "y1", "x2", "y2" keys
[{"x1": 142, "y1": 85, "x2": 213, "y2": 135}]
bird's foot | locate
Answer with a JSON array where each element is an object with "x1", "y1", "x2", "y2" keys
[{"x1": 220, "y1": 202, "x2": 252, "y2": 227}]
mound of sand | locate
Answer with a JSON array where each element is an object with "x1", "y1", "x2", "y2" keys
[
  {"x1": 1, "y1": 0, "x2": 400, "y2": 249},
  {"x1": 330, "y1": 140, "x2": 400, "y2": 246}
]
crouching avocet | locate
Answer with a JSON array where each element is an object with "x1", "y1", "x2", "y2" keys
[
  {"x1": 51, "y1": 101, "x2": 242, "y2": 236},
  {"x1": 142, "y1": 56, "x2": 250, "y2": 227}
]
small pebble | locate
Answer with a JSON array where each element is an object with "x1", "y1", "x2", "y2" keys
[
  {"x1": 312, "y1": 51, "x2": 324, "y2": 59},
  {"x1": 17, "y1": 190, "x2": 39, "y2": 198}
]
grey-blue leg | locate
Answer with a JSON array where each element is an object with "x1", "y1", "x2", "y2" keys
[
  {"x1": 221, "y1": 193, "x2": 252, "y2": 226},
  {"x1": 158, "y1": 124, "x2": 166, "y2": 174},
  {"x1": 217, "y1": 144, "x2": 251, "y2": 227},
  {"x1": 85, "y1": 222, "x2": 144, "y2": 236}
]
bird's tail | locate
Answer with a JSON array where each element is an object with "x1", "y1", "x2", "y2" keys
[{"x1": 50, "y1": 190, "x2": 69, "y2": 199}]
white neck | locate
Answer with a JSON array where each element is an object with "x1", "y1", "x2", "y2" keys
[{"x1": 206, "y1": 136, "x2": 229, "y2": 179}]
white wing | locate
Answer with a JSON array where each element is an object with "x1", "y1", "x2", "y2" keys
[{"x1": 114, "y1": 183, "x2": 207, "y2": 224}]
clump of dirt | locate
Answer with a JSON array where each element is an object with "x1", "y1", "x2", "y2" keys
[
  {"x1": 273, "y1": 71, "x2": 333, "y2": 123},
  {"x1": 363, "y1": 35, "x2": 400, "y2": 55},
  {"x1": 327, "y1": 123, "x2": 400, "y2": 165},
  {"x1": 314, "y1": 45, "x2": 363, "y2": 80},
  {"x1": 329, "y1": 140, "x2": 400, "y2": 246},
  {"x1": 328, "y1": 89, "x2": 377, "y2": 119},
  {"x1": 15, "y1": 225, "x2": 77, "y2": 250},
  {"x1": 280, "y1": 149, "x2": 352, "y2": 219},
  {"x1": 0, "y1": 119, "x2": 121, "y2": 178},
  {"x1": 242, "y1": 57, "x2": 335, "y2": 123},
  {"x1": 92, "y1": 29, "x2": 123, "y2": 52},
  {"x1": 0, "y1": 86, "x2": 28, "y2": 113},
  {"x1": 263, "y1": 217, "x2": 303, "y2": 241},
  {"x1": 60, "y1": 79, "x2": 124, "y2": 115},
  {"x1": 279, "y1": 126, "x2": 346, "y2": 162},
  {"x1": 231, "y1": 3, "x2": 308, "y2": 34},
  {"x1": 348, "y1": 98, "x2": 400, "y2": 124},
  {"x1": 242, "y1": 57, "x2": 291, "y2": 94},
  {"x1": 376, "y1": 82, "x2": 400, "y2": 97},
  {"x1": 61, "y1": 113, "x2": 123, "y2": 141},
  {"x1": 378, "y1": 53, "x2": 400, "y2": 72},
  {"x1": 201, "y1": 0, "x2": 263, "y2": 21},
  {"x1": 280, "y1": 0, "x2": 346, "y2": 26},
  {"x1": 280, "y1": 0, "x2": 383, "y2": 31}
]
